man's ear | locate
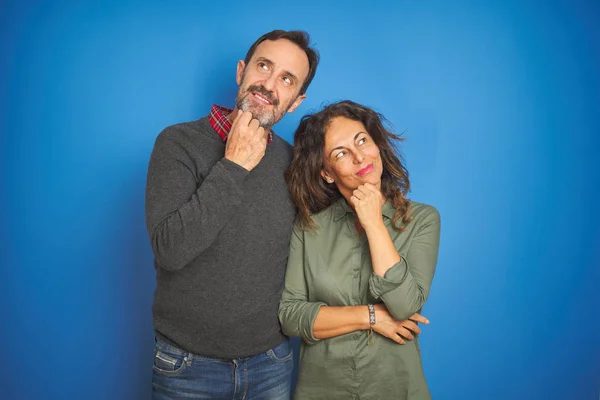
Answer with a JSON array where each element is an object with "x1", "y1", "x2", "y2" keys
[
  {"x1": 236, "y1": 60, "x2": 246, "y2": 85},
  {"x1": 287, "y1": 94, "x2": 307, "y2": 113}
]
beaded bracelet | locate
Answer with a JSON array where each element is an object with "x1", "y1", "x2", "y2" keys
[{"x1": 367, "y1": 304, "x2": 375, "y2": 344}]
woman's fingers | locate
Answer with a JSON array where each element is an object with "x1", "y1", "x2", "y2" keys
[{"x1": 409, "y1": 313, "x2": 430, "y2": 324}]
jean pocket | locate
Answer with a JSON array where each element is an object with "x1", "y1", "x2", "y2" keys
[
  {"x1": 266, "y1": 339, "x2": 293, "y2": 363},
  {"x1": 153, "y1": 349, "x2": 188, "y2": 377}
]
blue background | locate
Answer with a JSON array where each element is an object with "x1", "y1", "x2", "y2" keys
[{"x1": 2, "y1": 1, "x2": 599, "y2": 399}]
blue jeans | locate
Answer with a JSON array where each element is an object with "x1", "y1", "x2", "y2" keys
[{"x1": 152, "y1": 335, "x2": 293, "y2": 400}]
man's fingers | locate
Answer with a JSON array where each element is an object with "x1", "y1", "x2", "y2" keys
[
  {"x1": 237, "y1": 110, "x2": 253, "y2": 126},
  {"x1": 229, "y1": 110, "x2": 252, "y2": 135},
  {"x1": 232, "y1": 109, "x2": 244, "y2": 122},
  {"x1": 257, "y1": 126, "x2": 266, "y2": 139},
  {"x1": 248, "y1": 118, "x2": 260, "y2": 130},
  {"x1": 229, "y1": 109, "x2": 242, "y2": 133}
]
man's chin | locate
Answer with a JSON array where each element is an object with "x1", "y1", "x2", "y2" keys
[{"x1": 240, "y1": 109, "x2": 274, "y2": 127}]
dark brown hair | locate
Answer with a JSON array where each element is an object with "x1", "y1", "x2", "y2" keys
[
  {"x1": 244, "y1": 30, "x2": 319, "y2": 95},
  {"x1": 285, "y1": 100, "x2": 412, "y2": 230}
]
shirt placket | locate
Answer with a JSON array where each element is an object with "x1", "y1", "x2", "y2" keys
[{"x1": 344, "y1": 213, "x2": 364, "y2": 397}]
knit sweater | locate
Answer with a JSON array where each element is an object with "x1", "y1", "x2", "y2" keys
[{"x1": 145, "y1": 116, "x2": 296, "y2": 358}]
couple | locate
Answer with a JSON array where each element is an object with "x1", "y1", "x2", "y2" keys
[{"x1": 145, "y1": 30, "x2": 441, "y2": 400}]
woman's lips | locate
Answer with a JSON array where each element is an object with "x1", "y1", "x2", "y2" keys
[{"x1": 356, "y1": 163, "x2": 374, "y2": 177}]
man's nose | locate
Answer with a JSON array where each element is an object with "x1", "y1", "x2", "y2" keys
[{"x1": 262, "y1": 73, "x2": 278, "y2": 91}]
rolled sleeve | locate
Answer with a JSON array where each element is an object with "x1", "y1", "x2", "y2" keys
[
  {"x1": 368, "y1": 207, "x2": 441, "y2": 320},
  {"x1": 278, "y1": 226, "x2": 327, "y2": 345},
  {"x1": 279, "y1": 300, "x2": 327, "y2": 345},
  {"x1": 368, "y1": 257, "x2": 409, "y2": 298}
]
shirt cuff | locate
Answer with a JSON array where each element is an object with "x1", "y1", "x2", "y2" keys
[
  {"x1": 302, "y1": 303, "x2": 328, "y2": 346},
  {"x1": 368, "y1": 257, "x2": 409, "y2": 299}
]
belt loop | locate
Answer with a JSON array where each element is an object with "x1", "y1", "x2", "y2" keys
[{"x1": 184, "y1": 352, "x2": 193, "y2": 366}]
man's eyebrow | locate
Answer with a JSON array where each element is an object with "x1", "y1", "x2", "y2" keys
[{"x1": 255, "y1": 57, "x2": 273, "y2": 65}]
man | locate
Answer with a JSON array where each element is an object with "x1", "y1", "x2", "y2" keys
[{"x1": 145, "y1": 30, "x2": 319, "y2": 399}]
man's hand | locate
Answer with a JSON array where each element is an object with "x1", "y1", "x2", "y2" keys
[
  {"x1": 372, "y1": 304, "x2": 429, "y2": 344},
  {"x1": 224, "y1": 110, "x2": 268, "y2": 171}
]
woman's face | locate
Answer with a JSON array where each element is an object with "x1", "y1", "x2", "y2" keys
[{"x1": 320, "y1": 116, "x2": 384, "y2": 200}]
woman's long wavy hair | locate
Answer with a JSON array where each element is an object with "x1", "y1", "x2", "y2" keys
[{"x1": 285, "y1": 100, "x2": 413, "y2": 230}]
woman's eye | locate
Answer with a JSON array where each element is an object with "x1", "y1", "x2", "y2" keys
[
  {"x1": 335, "y1": 151, "x2": 346, "y2": 159},
  {"x1": 358, "y1": 138, "x2": 366, "y2": 145}
]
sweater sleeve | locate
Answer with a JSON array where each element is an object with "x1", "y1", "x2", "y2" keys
[
  {"x1": 145, "y1": 128, "x2": 249, "y2": 272},
  {"x1": 368, "y1": 206, "x2": 441, "y2": 320}
]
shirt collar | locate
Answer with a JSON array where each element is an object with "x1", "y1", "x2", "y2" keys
[
  {"x1": 208, "y1": 104, "x2": 232, "y2": 142},
  {"x1": 332, "y1": 197, "x2": 396, "y2": 221},
  {"x1": 208, "y1": 104, "x2": 273, "y2": 144}
]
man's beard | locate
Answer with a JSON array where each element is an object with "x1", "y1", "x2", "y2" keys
[{"x1": 235, "y1": 84, "x2": 285, "y2": 131}]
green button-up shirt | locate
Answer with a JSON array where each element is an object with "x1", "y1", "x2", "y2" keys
[{"x1": 279, "y1": 198, "x2": 441, "y2": 400}]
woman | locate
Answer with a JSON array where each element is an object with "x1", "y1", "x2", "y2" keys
[{"x1": 279, "y1": 100, "x2": 441, "y2": 399}]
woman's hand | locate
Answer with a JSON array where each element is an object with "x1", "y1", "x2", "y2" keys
[
  {"x1": 372, "y1": 304, "x2": 429, "y2": 344},
  {"x1": 350, "y1": 183, "x2": 384, "y2": 231}
]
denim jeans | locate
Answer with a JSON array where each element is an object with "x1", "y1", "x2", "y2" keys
[{"x1": 152, "y1": 334, "x2": 293, "y2": 400}]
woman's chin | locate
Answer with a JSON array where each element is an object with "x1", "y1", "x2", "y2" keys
[{"x1": 368, "y1": 178, "x2": 383, "y2": 191}]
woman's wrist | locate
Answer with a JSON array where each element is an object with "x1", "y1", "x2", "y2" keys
[
  {"x1": 358, "y1": 305, "x2": 372, "y2": 330},
  {"x1": 362, "y1": 218, "x2": 386, "y2": 235}
]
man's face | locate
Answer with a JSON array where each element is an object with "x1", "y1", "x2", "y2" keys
[{"x1": 235, "y1": 39, "x2": 310, "y2": 130}]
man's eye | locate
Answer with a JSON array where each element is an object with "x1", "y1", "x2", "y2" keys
[
  {"x1": 258, "y1": 62, "x2": 269, "y2": 71},
  {"x1": 283, "y1": 76, "x2": 292, "y2": 85}
]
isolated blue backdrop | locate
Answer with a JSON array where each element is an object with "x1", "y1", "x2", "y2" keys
[{"x1": 2, "y1": 1, "x2": 599, "y2": 399}]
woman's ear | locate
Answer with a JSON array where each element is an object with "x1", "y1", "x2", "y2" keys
[{"x1": 320, "y1": 169, "x2": 334, "y2": 184}]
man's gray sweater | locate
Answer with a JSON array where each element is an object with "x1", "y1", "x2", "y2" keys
[{"x1": 145, "y1": 116, "x2": 296, "y2": 358}]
